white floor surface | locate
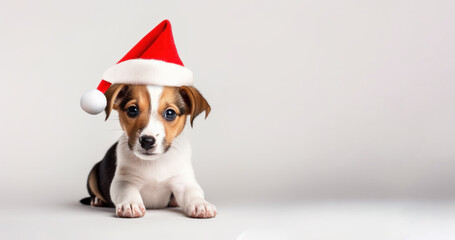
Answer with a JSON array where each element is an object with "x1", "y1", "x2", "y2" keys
[{"x1": 1, "y1": 200, "x2": 454, "y2": 240}]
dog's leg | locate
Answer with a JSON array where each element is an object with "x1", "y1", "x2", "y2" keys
[
  {"x1": 170, "y1": 177, "x2": 217, "y2": 218},
  {"x1": 110, "y1": 179, "x2": 146, "y2": 218}
]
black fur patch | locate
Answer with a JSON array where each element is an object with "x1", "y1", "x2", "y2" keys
[{"x1": 81, "y1": 142, "x2": 118, "y2": 207}]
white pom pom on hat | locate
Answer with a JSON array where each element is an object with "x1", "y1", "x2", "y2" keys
[
  {"x1": 80, "y1": 19, "x2": 193, "y2": 115},
  {"x1": 80, "y1": 81, "x2": 110, "y2": 115}
]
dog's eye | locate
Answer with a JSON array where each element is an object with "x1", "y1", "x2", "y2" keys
[
  {"x1": 163, "y1": 109, "x2": 177, "y2": 121},
  {"x1": 126, "y1": 106, "x2": 139, "y2": 118}
]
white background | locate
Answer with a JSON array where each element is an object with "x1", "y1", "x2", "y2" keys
[{"x1": 1, "y1": 0, "x2": 454, "y2": 239}]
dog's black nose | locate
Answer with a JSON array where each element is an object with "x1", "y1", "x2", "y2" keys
[{"x1": 139, "y1": 135, "x2": 156, "y2": 150}]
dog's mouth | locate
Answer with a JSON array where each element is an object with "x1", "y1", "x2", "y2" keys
[
  {"x1": 142, "y1": 152, "x2": 156, "y2": 156},
  {"x1": 137, "y1": 148, "x2": 157, "y2": 155},
  {"x1": 137, "y1": 145, "x2": 158, "y2": 156},
  {"x1": 134, "y1": 149, "x2": 161, "y2": 160}
]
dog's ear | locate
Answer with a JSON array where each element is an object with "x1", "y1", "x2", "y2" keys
[
  {"x1": 104, "y1": 84, "x2": 128, "y2": 120},
  {"x1": 179, "y1": 86, "x2": 211, "y2": 127}
]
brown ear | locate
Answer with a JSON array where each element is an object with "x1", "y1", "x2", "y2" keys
[
  {"x1": 179, "y1": 86, "x2": 211, "y2": 127},
  {"x1": 104, "y1": 84, "x2": 128, "y2": 120}
]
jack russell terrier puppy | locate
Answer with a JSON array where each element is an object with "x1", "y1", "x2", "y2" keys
[{"x1": 80, "y1": 84, "x2": 216, "y2": 218}]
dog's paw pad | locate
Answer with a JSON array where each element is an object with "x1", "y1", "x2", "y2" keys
[
  {"x1": 185, "y1": 200, "x2": 217, "y2": 218},
  {"x1": 116, "y1": 203, "x2": 146, "y2": 218}
]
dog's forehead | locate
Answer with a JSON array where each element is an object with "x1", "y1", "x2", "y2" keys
[
  {"x1": 146, "y1": 86, "x2": 185, "y2": 111},
  {"x1": 146, "y1": 85, "x2": 164, "y2": 112}
]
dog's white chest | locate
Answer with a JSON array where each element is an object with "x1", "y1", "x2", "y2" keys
[
  {"x1": 130, "y1": 160, "x2": 177, "y2": 208},
  {"x1": 139, "y1": 180, "x2": 172, "y2": 208}
]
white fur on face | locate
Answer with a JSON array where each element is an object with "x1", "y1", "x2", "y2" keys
[{"x1": 133, "y1": 86, "x2": 166, "y2": 160}]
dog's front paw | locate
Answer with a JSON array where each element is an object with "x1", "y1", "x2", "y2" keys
[
  {"x1": 116, "y1": 203, "x2": 146, "y2": 218},
  {"x1": 185, "y1": 199, "x2": 217, "y2": 218}
]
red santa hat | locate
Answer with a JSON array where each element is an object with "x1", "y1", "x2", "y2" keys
[{"x1": 80, "y1": 19, "x2": 192, "y2": 115}]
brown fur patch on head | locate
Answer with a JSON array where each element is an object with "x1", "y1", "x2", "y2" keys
[
  {"x1": 156, "y1": 86, "x2": 211, "y2": 151},
  {"x1": 159, "y1": 87, "x2": 189, "y2": 150},
  {"x1": 104, "y1": 84, "x2": 127, "y2": 120},
  {"x1": 179, "y1": 86, "x2": 211, "y2": 127},
  {"x1": 105, "y1": 84, "x2": 151, "y2": 148}
]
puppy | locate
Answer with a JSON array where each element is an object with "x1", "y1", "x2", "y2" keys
[{"x1": 80, "y1": 84, "x2": 216, "y2": 218}]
